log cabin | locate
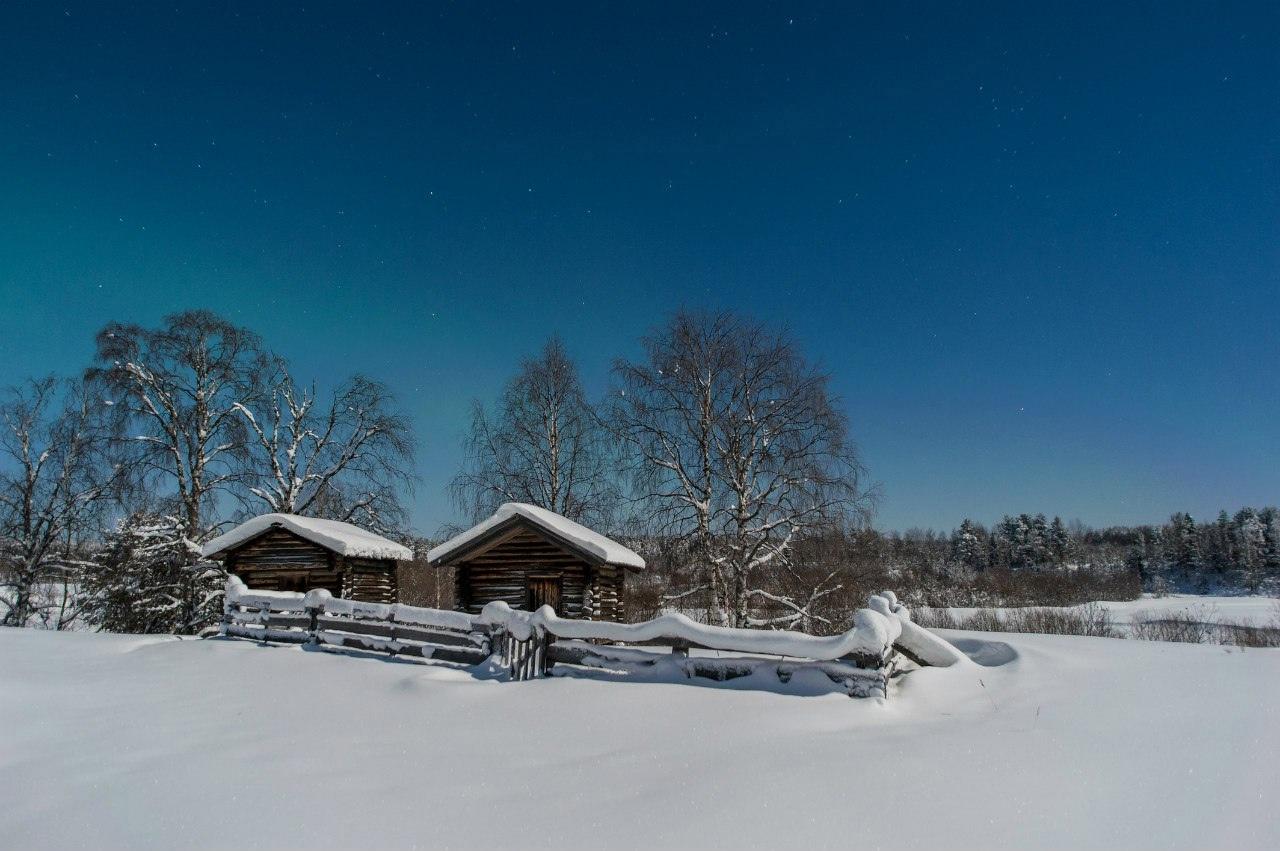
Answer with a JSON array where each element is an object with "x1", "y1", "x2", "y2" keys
[
  {"x1": 427, "y1": 503, "x2": 645, "y2": 621},
  {"x1": 201, "y1": 513, "x2": 412, "y2": 604}
]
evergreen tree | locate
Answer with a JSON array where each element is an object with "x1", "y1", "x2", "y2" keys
[
  {"x1": 82, "y1": 513, "x2": 224, "y2": 635},
  {"x1": 1235, "y1": 508, "x2": 1266, "y2": 593},
  {"x1": 1048, "y1": 516, "x2": 1070, "y2": 565},
  {"x1": 1261, "y1": 508, "x2": 1280, "y2": 580},
  {"x1": 951, "y1": 519, "x2": 988, "y2": 573},
  {"x1": 1168, "y1": 513, "x2": 1201, "y2": 586},
  {"x1": 1030, "y1": 513, "x2": 1050, "y2": 566},
  {"x1": 1124, "y1": 544, "x2": 1148, "y2": 584},
  {"x1": 991, "y1": 516, "x2": 1017, "y2": 569},
  {"x1": 1010, "y1": 514, "x2": 1038, "y2": 568},
  {"x1": 1203, "y1": 511, "x2": 1234, "y2": 583},
  {"x1": 987, "y1": 529, "x2": 1003, "y2": 572}
]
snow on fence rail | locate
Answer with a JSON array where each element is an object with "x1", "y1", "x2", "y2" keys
[
  {"x1": 220, "y1": 578, "x2": 966, "y2": 698},
  {"x1": 478, "y1": 590, "x2": 965, "y2": 697},
  {"x1": 222, "y1": 576, "x2": 491, "y2": 665}
]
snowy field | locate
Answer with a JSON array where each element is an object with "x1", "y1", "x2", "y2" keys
[
  {"x1": 3, "y1": 626, "x2": 1278, "y2": 850},
  {"x1": 1093, "y1": 593, "x2": 1278, "y2": 626},
  {"x1": 928, "y1": 593, "x2": 1279, "y2": 634}
]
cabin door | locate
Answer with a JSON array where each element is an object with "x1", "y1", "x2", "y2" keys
[{"x1": 527, "y1": 576, "x2": 562, "y2": 614}]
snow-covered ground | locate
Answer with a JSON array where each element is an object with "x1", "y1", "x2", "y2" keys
[
  {"x1": 930, "y1": 593, "x2": 1279, "y2": 634},
  {"x1": 1093, "y1": 593, "x2": 1278, "y2": 626},
  {"x1": 3, "y1": 626, "x2": 1278, "y2": 850}
]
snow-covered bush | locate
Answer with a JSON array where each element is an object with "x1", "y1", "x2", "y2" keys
[
  {"x1": 82, "y1": 513, "x2": 224, "y2": 635},
  {"x1": 913, "y1": 603, "x2": 1117, "y2": 638}
]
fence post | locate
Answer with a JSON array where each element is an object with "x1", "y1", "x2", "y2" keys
[
  {"x1": 305, "y1": 603, "x2": 319, "y2": 645},
  {"x1": 302, "y1": 588, "x2": 330, "y2": 647},
  {"x1": 221, "y1": 576, "x2": 240, "y2": 638},
  {"x1": 220, "y1": 601, "x2": 235, "y2": 638},
  {"x1": 387, "y1": 609, "x2": 398, "y2": 658},
  {"x1": 541, "y1": 629, "x2": 554, "y2": 673}
]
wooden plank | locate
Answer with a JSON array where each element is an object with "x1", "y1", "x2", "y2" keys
[
  {"x1": 223, "y1": 624, "x2": 310, "y2": 644},
  {"x1": 315, "y1": 616, "x2": 487, "y2": 649},
  {"x1": 315, "y1": 629, "x2": 490, "y2": 661},
  {"x1": 315, "y1": 633, "x2": 488, "y2": 665},
  {"x1": 392, "y1": 624, "x2": 488, "y2": 649}
]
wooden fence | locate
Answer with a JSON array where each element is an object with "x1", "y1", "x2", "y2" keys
[
  {"x1": 552, "y1": 639, "x2": 893, "y2": 697},
  {"x1": 222, "y1": 577, "x2": 492, "y2": 666},
  {"x1": 222, "y1": 579, "x2": 964, "y2": 698},
  {"x1": 476, "y1": 599, "x2": 912, "y2": 697}
]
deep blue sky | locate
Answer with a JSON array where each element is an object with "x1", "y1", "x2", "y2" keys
[{"x1": 1, "y1": 2, "x2": 1276, "y2": 535}]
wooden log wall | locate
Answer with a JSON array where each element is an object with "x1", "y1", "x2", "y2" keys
[
  {"x1": 454, "y1": 527, "x2": 591, "y2": 618},
  {"x1": 341, "y1": 557, "x2": 398, "y2": 604},
  {"x1": 225, "y1": 528, "x2": 343, "y2": 595},
  {"x1": 222, "y1": 528, "x2": 398, "y2": 604},
  {"x1": 585, "y1": 565, "x2": 625, "y2": 621}
]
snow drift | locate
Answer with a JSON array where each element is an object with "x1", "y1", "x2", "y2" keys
[{"x1": 3, "y1": 625, "x2": 1278, "y2": 850}]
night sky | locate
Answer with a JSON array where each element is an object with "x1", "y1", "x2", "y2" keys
[{"x1": 1, "y1": 2, "x2": 1276, "y2": 535}]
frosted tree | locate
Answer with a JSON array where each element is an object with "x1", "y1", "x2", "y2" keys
[
  {"x1": 990, "y1": 516, "x2": 1016, "y2": 569},
  {"x1": 611, "y1": 310, "x2": 872, "y2": 628},
  {"x1": 1030, "y1": 513, "x2": 1050, "y2": 565},
  {"x1": 1167, "y1": 512, "x2": 1201, "y2": 586},
  {"x1": 1203, "y1": 510, "x2": 1235, "y2": 582},
  {"x1": 1007, "y1": 514, "x2": 1038, "y2": 568},
  {"x1": 1124, "y1": 544, "x2": 1147, "y2": 580},
  {"x1": 235, "y1": 368, "x2": 414, "y2": 533},
  {"x1": 81, "y1": 512, "x2": 224, "y2": 634},
  {"x1": 88, "y1": 310, "x2": 272, "y2": 541},
  {"x1": 1234, "y1": 508, "x2": 1266, "y2": 592},
  {"x1": 951, "y1": 519, "x2": 988, "y2": 573},
  {"x1": 1261, "y1": 508, "x2": 1280, "y2": 580},
  {"x1": 1048, "y1": 516, "x2": 1070, "y2": 565},
  {"x1": 610, "y1": 313, "x2": 729, "y2": 617},
  {"x1": 0, "y1": 378, "x2": 118, "y2": 628},
  {"x1": 451, "y1": 336, "x2": 617, "y2": 527}
]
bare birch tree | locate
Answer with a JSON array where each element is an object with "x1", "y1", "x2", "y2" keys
[
  {"x1": 451, "y1": 336, "x2": 617, "y2": 526},
  {"x1": 87, "y1": 310, "x2": 272, "y2": 546},
  {"x1": 0, "y1": 377, "x2": 119, "y2": 628},
  {"x1": 610, "y1": 313, "x2": 734, "y2": 619},
  {"x1": 611, "y1": 310, "x2": 872, "y2": 628},
  {"x1": 234, "y1": 369, "x2": 414, "y2": 532}
]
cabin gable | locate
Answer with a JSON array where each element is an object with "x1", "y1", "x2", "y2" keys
[
  {"x1": 432, "y1": 505, "x2": 640, "y2": 622},
  {"x1": 449, "y1": 519, "x2": 625, "y2": 620},
  {"x1": 220, "y1": 525, "x2": 397, "y2": 603},
  {"x1": 452, "y1": 522, "x2": 589, "y2": 617}
]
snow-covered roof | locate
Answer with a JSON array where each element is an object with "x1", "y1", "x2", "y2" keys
[
  {"x1": 201, "y1": 513, "x2": 413, "y2": 561},
  {"x1": 427, "y1": 503, "x2": 645, "y2": 570}
]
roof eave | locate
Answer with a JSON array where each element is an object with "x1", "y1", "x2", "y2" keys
[{"x1": 430, "y1": 514, "x2": 620, "y2": 569}]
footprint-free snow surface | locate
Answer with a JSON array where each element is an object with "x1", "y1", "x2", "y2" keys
[{"x1": 2, "y1": 626, "x2": 1277, "y2": 850}]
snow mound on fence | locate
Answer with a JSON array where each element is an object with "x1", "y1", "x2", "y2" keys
[
  {"x1": 427, "y1": 502, "x2": 645, "y2": 569},
  {"x1": 224, "y1": 575, "x2": 479, "y2": 632},
  {"x1": 480, "y1": 591, "x2": 968, "y2": 667},
  {"x1": 871, "y1": 590, "x2": 969, "y2": 667},
  {"x1": 202, "y1": 513, "x2": 413, "y2": 560}
]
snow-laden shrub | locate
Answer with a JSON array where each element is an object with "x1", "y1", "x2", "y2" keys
[
  {"x1": 914, "y1": 603, "x2": 1117, "y2": 638},
  {"x1": 1131, "y1": 604, "x2": 1280, "y2": 647},
  {"x1": 81, "y1": 513, "x2": 224, "y2": 635}
]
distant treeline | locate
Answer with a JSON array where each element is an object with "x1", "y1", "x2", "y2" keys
[
  {"x1": 944, "y1": 509, "x2": 1280, "y2": 594},
  {"x1": 406, "y1": 507, "x2": 1279, "y2": 634},
  {"x1": 609, "y1": 508, "x2": 1277, "y2": 628}
]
